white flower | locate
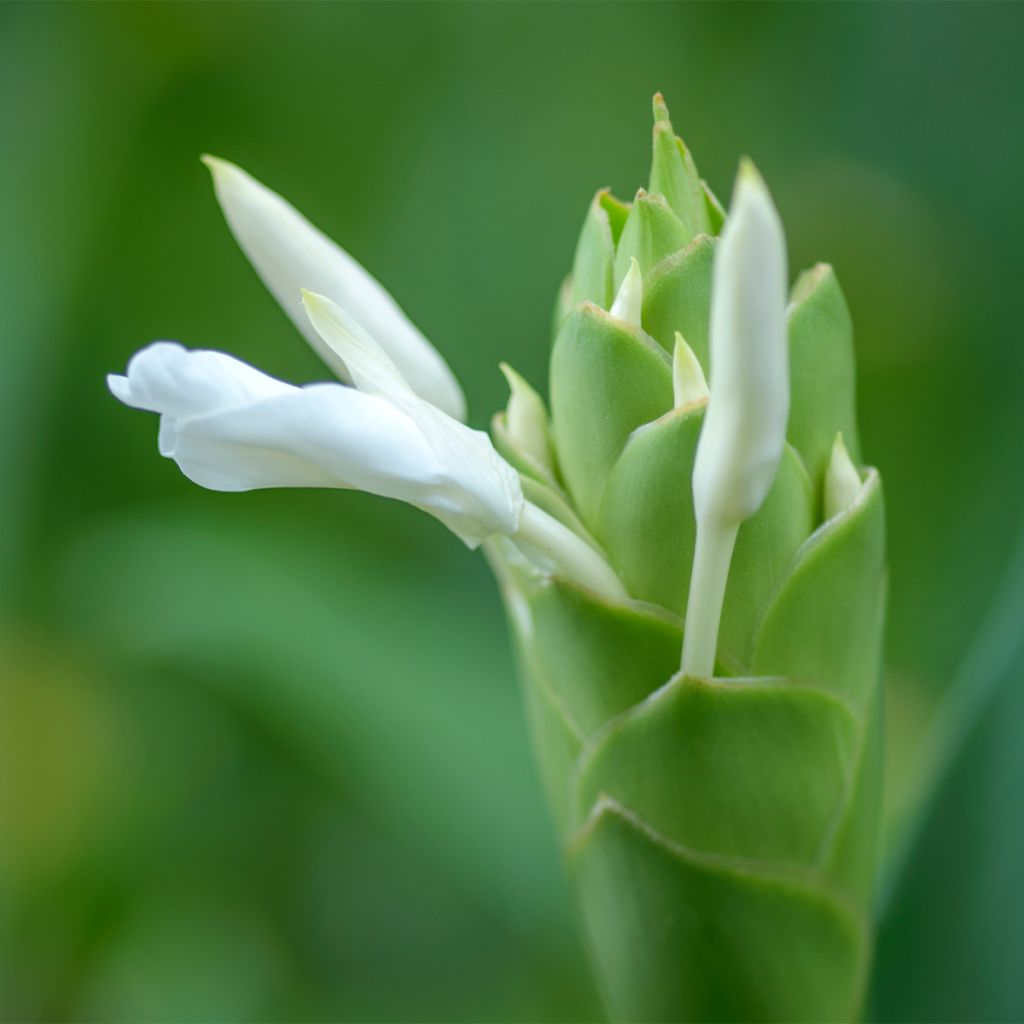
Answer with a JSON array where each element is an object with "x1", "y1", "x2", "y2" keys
[
  {"x1": 202, "y1": 156, "x2": 466, "y2": 421},
  {"x1": 107, "y1": 292, "x2": 521, "y2": 548},
  {"x1": 682, "y1": 160, "x2": 789, "y2": 676},
  {"x1": 108, "y1": 287, "x2": 627, "y2": 605}
]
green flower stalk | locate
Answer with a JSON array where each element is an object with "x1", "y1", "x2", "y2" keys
[{"x1": 108, "y1": 94, "x2": 885, "y2": 1023}]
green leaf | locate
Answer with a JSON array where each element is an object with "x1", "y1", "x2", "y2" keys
[
  {"x1": 550, "y1": 304, "x2": 673, "y2": 526},
  {"x1": 787, "y1": 265, "x2": 861, "y2": 495},
  {"x1": 575, "y1": 675, "x2": 860, "y2": 865},
  {"x1": 649, "y1": 93, "x2": 711, "y2": 241},
  {"x1": 751, "y1": 470, "x2": 885, "y2": 710},
  {"x1": 613, "y1": 190, "x2": 691, "y2": 289},
  {"x1": 569, "y1": 804, "x2": 867, "y2": 1023},
  {"x1": 641, "y1": 234, "x2": 715, "y2": 363}
]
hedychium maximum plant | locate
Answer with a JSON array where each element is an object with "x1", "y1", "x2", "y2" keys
[{"x1": 109, "y1": 95, "x2": 885, "y2": 1023}]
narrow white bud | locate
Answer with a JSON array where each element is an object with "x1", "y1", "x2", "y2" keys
[
  {"x1": 824, "y1": 432, "x2": 863, "y2": 520},
  {"x1": 672, "y1": 332, "x2": 709, "y2": 409},
  {"x1": 609, "y1": 256, "x2": 643, "y2": 328},
  {"x1": 499, "y1": 363, "x2": 554, "y2": 471},
  {"x1": 682, "y1": 160, "x2": 789, "y2": 677},
  {"x1": 201, "y1": 155, "x2": 467, "y2": 420}
]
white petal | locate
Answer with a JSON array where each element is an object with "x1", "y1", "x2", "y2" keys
[
  {"x1": 692, "y1": 159, "x2": 789, "y2": 525},
  {"x1": 166, "y1": 383, "x2": 442, "y2": 496},
  {"x1": 202, "y1": 156, "x2": 466, "y2": 420},
  {"x1": 107, "y1": 341, "x2": 293, "y2": 419},
  {"x1": 300, "y1": 290, "x2": 525, "y2": 543},
  {"x1": 110, "y1": 343, "x2": 522, "y2": 548},
  {"x1": 300, "y1": 289, "x2": 412, "y2": 402}
]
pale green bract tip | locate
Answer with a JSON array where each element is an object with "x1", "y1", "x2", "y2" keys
[
  {"x1": 824, "y1": 432, "x2": 863, "y2": 520},
  {"x1": 609, "y1": 256, "x2": 643, "y2": 328},
  {"x1": 499, "y1": 363, "x2": 553, "y2": 473},
  {"x1": 672, "y1": 332, "x2": 709, "y2": 409}
]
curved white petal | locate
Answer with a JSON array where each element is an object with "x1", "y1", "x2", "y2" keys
[
  {"x1": 165, "y1": 384, "x2": 442, "y2": 495},
  {"x1": 202, "y1": 156, "x2": 466, "y2": 421},
  {"x1": 298, "y1": 290, "x2": 524, "y2": 543},
  {"x1": 300, "y1": 289, "x2": 413, "y2": 402},
  {"x1": 692, "y1": 160, "x2": 789, "y2": 525},
  {"x1": 107, "y1": 342, "x2": 292, "y2": 418},
  {"x1": 108, "y1": 343, "x2": 520, "y2": 547}
]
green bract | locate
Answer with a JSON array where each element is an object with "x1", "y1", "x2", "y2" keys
[{"x1": 487, "y1": 96, "x2": 885, "y2": 1023}]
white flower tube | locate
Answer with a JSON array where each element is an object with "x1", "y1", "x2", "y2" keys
[
  {"x1": 108, "y1": 340, "x2": 518, "y2": 548},
  {"x1": 682, "y1": 160, "x2": 789, "y2": 676},
  {"x1": 203, "y1": 156, "x2": 467, "y2": 421}
]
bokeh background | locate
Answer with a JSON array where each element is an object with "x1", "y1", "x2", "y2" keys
[{"x1": 2, "y1": 2, "x2": 1023, "y2": 1020}]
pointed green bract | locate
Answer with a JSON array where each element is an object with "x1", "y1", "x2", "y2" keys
[
  {"x1": 598, "y1": 406, "x2": 703, "y2": 613},
  {"x1": 528, "y1": 578, "x2": 682, "y2": 738},
  {"x1": 787, "y1": 265, "x2": 861, "y2": 495},
  {"x1": 569, "y1": 806, "x2": 867, "y2": 1024},
  {"x1": 641, "y1": 234, "x2": 715, "y2": 363},
  {"x1": 702, "y1": 180, "x2": 727, "y2": 235},
  {"x1": 550, "y1": 303, "x2": 673, "y2": 526},
  {"x1": 613, "y1": 190, "x2": 691, "y2": 289},
  {"x1": 752, "y1": 471, "x2": 885, "y2": 710},
  {"x1": 649, "y1": 93, "x2": 711, "y2": 241},
  {"x1": 491, "y1": 363, "x2": 556, "y2": 486},
  {"x1": 574, "y1": 675, "x2": 859, "y2": 864},
  {"x1": 570, "y1": 190, "x2": 616, "y2": 309},
  {"x1": 600, "y1": 189, "x2": 631, "y2": 243},
  {"x1": 718, "y1": 444, "x2": 815, "y2": 672}
]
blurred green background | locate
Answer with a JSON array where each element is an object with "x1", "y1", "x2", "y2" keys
[{"x1": 2, "y1": 2, "x2": 1023, "y2": 1020}]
